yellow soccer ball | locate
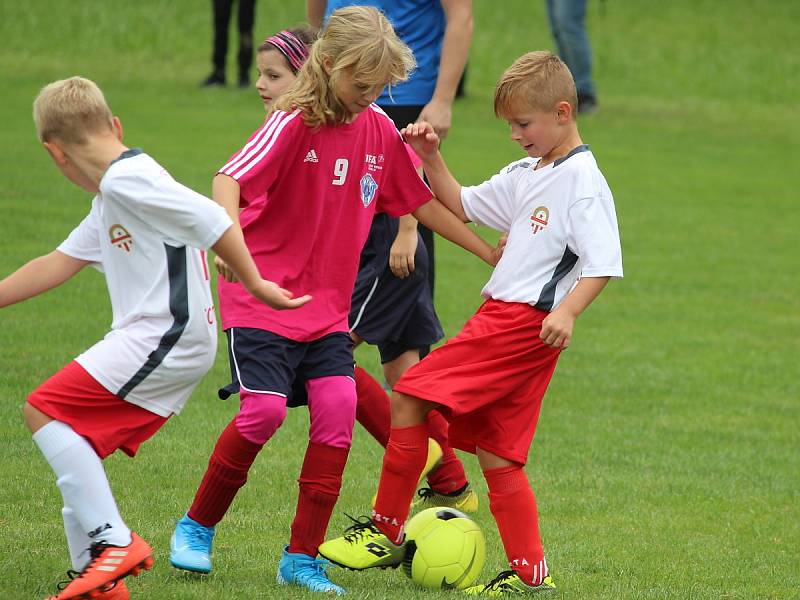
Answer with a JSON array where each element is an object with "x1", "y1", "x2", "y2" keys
[{"x1": 402, "y1": 507, "x2": 485, "y2": 590}]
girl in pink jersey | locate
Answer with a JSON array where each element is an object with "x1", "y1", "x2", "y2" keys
[
  {"x1": 170, "y1": 7, "x2": 497, "y2": 595},
  {"x1": 241, "y1": 24, "x2": 476, "y2": 515}
]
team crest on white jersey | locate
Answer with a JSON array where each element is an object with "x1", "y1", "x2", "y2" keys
[
  {"x1": 530, "y1": 206, "x2": 550, "y2": 234},
  {"x1": 304, "y1": 149, "x2": 319, "y2": 163},
  {"x1": 360, "y1": 173, "x2": 378, "y2": 207},
  {"x1": 109, "y1": 224, "x2": 133, "y2": 252}
]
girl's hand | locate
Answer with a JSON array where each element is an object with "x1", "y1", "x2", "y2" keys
[
  {"x1": 401, "y1": 121, "x2": 440, "y2": 161},
  {"x1": 389, "y1": 227, "x2": 418, "y2": 278}
]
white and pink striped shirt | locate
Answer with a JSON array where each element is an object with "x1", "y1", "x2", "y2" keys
[{"x1": 217, "y1": 106, "x2": 433, "y2": 341}]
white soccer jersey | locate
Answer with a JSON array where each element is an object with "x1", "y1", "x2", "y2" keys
[
  {"x1": 57, "y1": 149, "x2": 233, "y2": 416},
  {"x1": 461, "y1": 146, "x2": 623, "y2": 310}
]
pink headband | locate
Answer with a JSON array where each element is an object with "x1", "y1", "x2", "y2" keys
[{"x1": 267, "y1": 30, "x2": 309, "y2": 73}]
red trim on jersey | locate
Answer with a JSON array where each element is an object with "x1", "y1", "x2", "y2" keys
[
  {"x1": 393, "y1": 300, "x2": 560, "y2": 464},
  {"x1": 27, "y1": 361, "x2": 168, "y2": 459}
]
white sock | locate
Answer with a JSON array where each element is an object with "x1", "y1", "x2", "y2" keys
[
  {"x1": 62, "y1": 505, "x2": 90, "y2": 571},
  {"x1": 33, "y1": 421, "x2": 132, "y2": 547}
]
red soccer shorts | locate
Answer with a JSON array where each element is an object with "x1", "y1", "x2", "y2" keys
[
  {"x1": 393, "y1": 299, "x2": 560, "y2": 464},
  {"x1": 27, "y1": 361, "x2": 168, "y2": 459}
]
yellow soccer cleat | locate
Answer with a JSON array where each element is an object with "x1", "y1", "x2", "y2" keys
[
  {"x1": 412, "y1": 483, "x2": 480, "y2": 514},
  {"x1": 318, "y1": 516, "x2": 406, "y2": 571},
  {"x1": 464, "y1": 570, "x2": 556, "y2": 595}
]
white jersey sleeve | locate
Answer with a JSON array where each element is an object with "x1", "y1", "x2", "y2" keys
[
  {"x1": 569, "y1": 193, "x2": 623, "y2": 278},
  {"x1": 461, "y1": 159, "x2": 535, "y2": 231},
  {"x1": 102, "y1": 161, "x2": 232, "y2": 250},
  {"x1": 57, "y1": 199, "x2": 103, "y2": 265}
]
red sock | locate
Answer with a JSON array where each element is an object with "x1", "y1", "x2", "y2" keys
[
  {"x1": 373, "y1": 424, "x2": 428, "y2": 543},
  {"x1": 188, "y1": 419, "x2": 263, "y2": 527},
  {"x1": 484, "y1": 465, "x2": 547, "y2": 586},
  {"x1": 354, "y1": 367, "x2": 469, "y2": 494},
  {"x1": 289, "y1": 442, "x2": 349, "y2": 556},
  {"x1": 354, "y1": 366, "x2": 390, "y2": 447},
  {"x1": 424, "y1": 410, "x2": 468, "y2": 494}
]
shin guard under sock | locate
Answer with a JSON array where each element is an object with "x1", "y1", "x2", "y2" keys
[
  {"x1": 424, "y1": 411, "x2": 468, "y2": 494},
  {"x1": 373, "y1": 424, "x2": 428, "y2": 543},
  {"x1": 485, "y1": 465, "x2": 547, "y2": 586},
  {"x1": 188, "y1": 419, "x2": 263, "y2": 527},
  {"x1": 354, "y1": 366, "x2": 391, "y2": 447},
  {"x1": 288, "y1": 442, "x2": 350, "y2": 556}
]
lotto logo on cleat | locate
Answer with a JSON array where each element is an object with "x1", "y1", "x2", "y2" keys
[
  {"x1": 304, "y1": 149, "x2": 319, "y2": 163},
  {"x1": 366, "y1": 542, "x2": 390, "y2": 557}
]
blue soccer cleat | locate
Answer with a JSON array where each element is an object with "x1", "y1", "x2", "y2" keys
[
  {"x1": 277, "y1": 545, "x2": 345, "y2": 595},
  {"x1": 170, "y1": 514, "x2": 215, "y2": 574}
]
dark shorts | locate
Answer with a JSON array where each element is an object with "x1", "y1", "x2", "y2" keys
[
  {"x1": 218, "y1": 328, "x2": 354, "y2": 408},
  {"x1": 349, "y1": 213, "x2": 443, "y2": 363},
  {"x1": 378, "y1": 102, "x2": 436, "y2": 295}
]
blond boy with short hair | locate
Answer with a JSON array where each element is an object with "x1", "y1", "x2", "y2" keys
[
  {"x1": 2, "y1": 76, "x2": 308, "y2": 600},
  {"x1": 319, "y1": 51, "x2": 623, "y2": 595}
]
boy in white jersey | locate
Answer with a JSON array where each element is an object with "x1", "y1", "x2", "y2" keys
[
  {"x1": 0, "y1": 76, "x2": 308, "y2": 600},
  {"x1": 320, "y1": 51, "x2": 623, "y2": 595}
]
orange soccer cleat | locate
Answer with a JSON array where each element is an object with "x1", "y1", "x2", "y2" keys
[
  {"x1": 46, "y1": 576, "x2": 130, "y2": 600},
  {"x1": 95, "y1": 580, "x2": 129, "y2": 600},
  {"x1": 47, "y1": 532, "x2": 152, "y2": 599}
]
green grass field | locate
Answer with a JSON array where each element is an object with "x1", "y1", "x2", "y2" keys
[{"x1": 1, "y1": 1, "x2": 798, "y2": 598}]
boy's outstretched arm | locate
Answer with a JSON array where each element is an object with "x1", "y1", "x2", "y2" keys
[
  {"x1": 413, "y1": 198, "x2": 496, "y2": 266},
  {"x1": 541, "y1": 276, "x2": 610, "y2": 349},
  {"x1": 402, "y1": 121, "x2": 468, "y2": 222},
  {"x1": 0, "y1": 251, "x2": 89, "y2": 308}
]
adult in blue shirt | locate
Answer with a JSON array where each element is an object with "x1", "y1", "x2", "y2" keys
[{"x1": 307, "y1": 0, "x2": 474, "y2": 295}]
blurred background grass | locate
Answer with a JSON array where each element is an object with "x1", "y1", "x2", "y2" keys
[{"x1": 1, "y1": 1, "x2": 798, "y2": 598}]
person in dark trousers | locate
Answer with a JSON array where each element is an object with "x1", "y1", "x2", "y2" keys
[
  {"x1": 545, "y1": 0, "x2": 598, "y2": 113},
  {"x1": 202, "y1": 0, "x2": 257, "y2": 88}
]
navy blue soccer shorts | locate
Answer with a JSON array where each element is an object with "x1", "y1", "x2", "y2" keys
[
  {"x1": 218, "y1": 328, "x2": 354, "y2": 408},
  {"x1": 349, "y1": 213, "x2": 443, "y2": 363}
]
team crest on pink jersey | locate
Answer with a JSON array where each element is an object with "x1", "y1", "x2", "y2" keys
[
  {"x1": 530, "y1": 206, "x2": 550, "y2": 234},
  {"x1": 109, "y1": 224, "x2": 133, "y2": 252},
  {"x1": 360, "y1": 173, "x2": 378, "y2": 207}
]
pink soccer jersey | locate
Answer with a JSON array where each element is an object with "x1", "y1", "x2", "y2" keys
[{"x1": 217, "y1": 106, "x2": 433, "y2": 341}]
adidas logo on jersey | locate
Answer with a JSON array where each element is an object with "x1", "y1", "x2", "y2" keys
[{"x1": 304, "y1": 149, "x2": 319, "y2": 163}]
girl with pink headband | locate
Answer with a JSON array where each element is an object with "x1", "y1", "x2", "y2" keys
[{"x1": 254, "y1": 27, "x2": 316, "y2": 109}]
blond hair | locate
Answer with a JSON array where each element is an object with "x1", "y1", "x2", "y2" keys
[
  {"x1": 494, "y1": 51, "x2": 578, "y2": 119},
  {"x1": 274, "y1": 5, "x2": 415, "y2": 128},
  {"x1": 33, "y1": 76, "x2": 114, "y2": 144}
]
